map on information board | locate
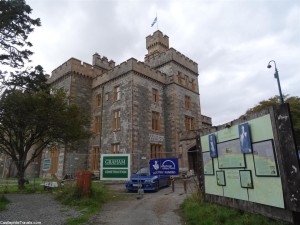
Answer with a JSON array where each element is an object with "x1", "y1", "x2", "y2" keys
[
  {"x1": 253, "y1": 140, "x2": 278, "y2": 177},
  {"x1": 217, "y1": 139, "x2": 245, "y2": 169}
]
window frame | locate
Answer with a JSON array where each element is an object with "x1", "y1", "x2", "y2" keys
[
  {"x1": 185, "y1": 95, "x2": 191, "y2": 109},
  {"x1": 96, "y1": 93, "x2": 101, "y2": 107},
  {"x1": 185, "y1": 115, "x2": 195, "y2": 131},
  {"x1": 112, "y1": 109, "x2": 121, "y2": 131},
  {"x1": 152, "y1": 88, "x2": 159, "y2": 103},
  {"x1": 94, "y1": 115, "x2": 101, "y2": 134},
  {"x1": 111, "y1": 143, "x2": 120, "y2": 154},
  {"x1": 114, "y1": 85, "x2": 121, "y2": 101},
  {"x1": 152, "y1": 111, "x2": 161, "y2": 132},
  {"x1": 91, "y1": 146, "x2": 100, "y2": 170},
  {"x1": 150, "y1": 144, "x2": 164, "y2": 159}
]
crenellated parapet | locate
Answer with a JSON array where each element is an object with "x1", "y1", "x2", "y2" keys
[
  {"x1": 92, "y1": 53, "x2": 115, "y2": 71},
  {"x1": 146, "y1": 30, "x2": 169, "y2": 57},
  {"x1": 92, "y1": 58, "x2": 166, "y2": 88},
  {"x1": 145, "y1": 48, "x2": 198, "y2": 74},
  {"x1": 48, "y1": 58, "x2": 100, "y2": 84}
]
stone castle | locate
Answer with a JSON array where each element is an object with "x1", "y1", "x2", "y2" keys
[{"x1": 39, "y1": 30, "x2": 211, "y2": 178}]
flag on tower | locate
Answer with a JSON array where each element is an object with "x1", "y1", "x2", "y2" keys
[{"x1": 151, "y1": 16, "x2": 157, "y2": 27}]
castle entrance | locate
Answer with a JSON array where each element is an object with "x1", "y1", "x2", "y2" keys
[{"x1": 187, "y1": 146, "x2": 198, "y2": 175}]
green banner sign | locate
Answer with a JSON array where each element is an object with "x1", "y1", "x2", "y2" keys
[
  {"x1": 100, "y1": 154, "x2": 130, "y2": 180},
  {"x1": 102, "y1": 169, "x2": 129, "y2": 178},
  {"x1": 103, "y1": 156, "x2": 128, "y2": 168}
]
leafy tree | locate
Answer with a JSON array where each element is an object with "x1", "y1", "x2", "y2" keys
[
  {"x1": 3, "y1": 65, "x2": 49, "y2": 92},
  {"x1": 245, "y1": 95, "x2": 300, "y2": 149},
  {"x1": 0, "y1": 0, "x2": 41, "y2": 68},
  {"x1": 0, "y1": 68, "x2": 90, "y2": 189}
]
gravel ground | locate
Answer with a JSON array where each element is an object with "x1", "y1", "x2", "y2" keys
[
  {"x1": 0, "y1": 193, "x2": 81, "y2": 225},
  {"x1": 0, "y1": 178, "x2": 197, "y2": 225},
  {"x1": 88, "y1": 178, "x2": 197, "y2": 225}
]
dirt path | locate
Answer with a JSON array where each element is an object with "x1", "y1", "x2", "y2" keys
[{"x1": 89, "y1": 179, "x2": 196, "y2": 225}]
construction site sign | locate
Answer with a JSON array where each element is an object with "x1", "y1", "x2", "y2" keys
[{"x1": 100, "y1": 154, "x2": 130, "y2": 180}]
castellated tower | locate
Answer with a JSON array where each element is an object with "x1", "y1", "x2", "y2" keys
[
  {"x1": 145, "y1": 30, "x2": 169, "y2": 58},
  {"x1": 41, "y1": 30, "x2": 211, "y2": 179}
]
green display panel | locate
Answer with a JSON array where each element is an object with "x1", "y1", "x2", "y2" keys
[
  {"x1": 216, "y1": 171, "x2": 226, "y2": 186},
  {"x1": 253, "y1": 140, "x2": 278, "y2": 177},
  {"x1": 217, "y1": 139, "x2": 245, "y2": 169},
  {"x1": 239, "y1": 170, "x2": 253, "y2": 188},
  {"x1": 203, "y1": 151, "x2": 214, "y2": 175}
]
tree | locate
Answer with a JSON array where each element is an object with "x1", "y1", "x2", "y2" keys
[
  {"x1": 0, "y1": 68, "x2": 90, "y2": 189},
  {"x1": 245, "y1": 95, "x2": 300, "y2": 149},
  {"x1": 0, "y1": 0, "x2": 41, "y2": 68}
]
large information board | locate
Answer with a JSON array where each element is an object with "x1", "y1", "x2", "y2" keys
[{"x1": 201, "y1": 114, "x2": 285, "y2": 209}]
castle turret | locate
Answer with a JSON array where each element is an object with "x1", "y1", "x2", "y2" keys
[
  {"x1": 92, "y1": 53, "x2": 115, "y2": 71},
  {"x1": 145, "y1": 30, "x2": 169, "y2": 60}
]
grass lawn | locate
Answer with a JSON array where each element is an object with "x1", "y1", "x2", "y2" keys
[{"x1": 181, "y1": 196, "x2": 292, "y2": 225}]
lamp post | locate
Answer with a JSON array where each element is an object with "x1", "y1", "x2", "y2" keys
[{"x1": 267, "y1": 60, "x2": 284, "y2": 104}]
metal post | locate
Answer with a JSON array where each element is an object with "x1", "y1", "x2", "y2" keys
[{"x1": 267, "y1": 60, "x2": 284, "y2": 104}]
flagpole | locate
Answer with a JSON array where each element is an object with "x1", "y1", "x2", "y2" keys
[{"x1": 156, "y1": 12, "x2": 158, "y2": 30}]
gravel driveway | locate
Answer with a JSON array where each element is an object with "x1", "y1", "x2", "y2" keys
[
  {"x1": 0, "y1": 193, "x2": 80, "y2": 225},
  {"x1": 88, "y1": 178, "x2": 196, "y2": 225},
  {"x1": 0, "y1": 178, "x2": 196, "y2": 225}
]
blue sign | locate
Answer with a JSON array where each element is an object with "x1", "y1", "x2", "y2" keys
[
  {"x1": 208, "y1": 134, "x2": 218, "y2": 158},
  {"x1": 149, "y1": 158, "x2": 179, "y2": 175},
  {"x1": 238, "y1": 123, "x2": 253, "y2": 154}
]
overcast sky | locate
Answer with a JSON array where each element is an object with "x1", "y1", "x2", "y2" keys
[{"x1": 25, "y1": 0, "x2": 299, "y2": 126}]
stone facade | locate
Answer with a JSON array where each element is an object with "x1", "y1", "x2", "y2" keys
[{"x1": 41, "y1": 30, "x2": 211, "y2": 178}]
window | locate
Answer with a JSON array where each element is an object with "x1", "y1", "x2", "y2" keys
[
  {"x1": 112, "y1": 109, "x2": 121, "y2": 131},
  {"x1": 152, "y1": 111, "x2": 161, "y2": 131},
  {"x1": 114, "y1": 86, "x2": 120, "y2": 101},
  {"x1": 150, "y1": 144, "x2": 164, "y2": 159},
  {"x1": 178, "y1": 75, "x2": 183, "y2": 85},
  {"x1": 111, "y1": 143, "x2": 120, "y2": 154},
  {"x1": 91, "y1": 146, "x2": 99, "y2": 170},
  {"x1": 185, "y1": 75, "x2": 189, "y2": 87},
  {"x1": 185, "y1": 116, "x2": 195, "y2": 131},
  {"x1": 94, "y1": 116, "x2": 101, "y2": 134},
  {"x1": 49, "y1": 146, "x2": 59, "y2": 174},
  {"x1": 105, "y1": 92, "x2": 109, "y2": 101},
  {"x1": 96, "y1": 93, "x2": 101, "y2": 107},
  {"x1": 191, "y1": 79, "x2": 196, "y2": 91},
  {"x1": 185, "y1": 95, "x2": 191, "y2": 109},
  {"x1": 152, "y1": 88, "x2": 159, "y2": 103}
]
